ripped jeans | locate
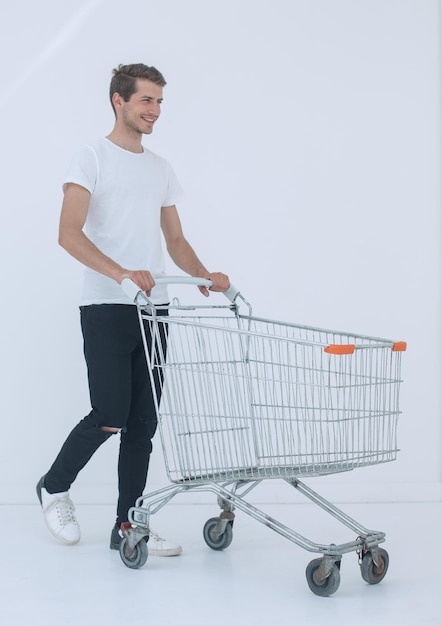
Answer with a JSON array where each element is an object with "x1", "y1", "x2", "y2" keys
[{"x1": 44, "y1": 304, "x2": 167, "y2": 525}]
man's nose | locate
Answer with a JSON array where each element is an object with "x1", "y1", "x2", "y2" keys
[{"x1": 149, "y1": 102, "x2": 161, "y2": 116}]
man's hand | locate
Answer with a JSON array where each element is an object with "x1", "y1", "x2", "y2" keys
[
  {"x1": 119, "y1": 270, "x2": 156, "y2": 297},
  {"x1": 198, "y1": 272, "x2": 230, "y2": 297}
]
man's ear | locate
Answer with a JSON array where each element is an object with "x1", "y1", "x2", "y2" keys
[{"x1": 112, "y1": 91, "x2": 123, "y2": 111}]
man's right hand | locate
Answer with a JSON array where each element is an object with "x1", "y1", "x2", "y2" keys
[{"x1": 119, "y1": 270, "x2": 156, "y2": 297}]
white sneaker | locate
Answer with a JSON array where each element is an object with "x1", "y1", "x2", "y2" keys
[
  {"x1": 148, "y1": 528, "x2": 182, "y2": 557},
  {"x1": 36, "y1": 477, "x2": 80, "y2": 545}
]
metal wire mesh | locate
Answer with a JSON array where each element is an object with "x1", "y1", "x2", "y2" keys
[{"x1": 141, "y1": 309, "x2": 403, "y2": 482}]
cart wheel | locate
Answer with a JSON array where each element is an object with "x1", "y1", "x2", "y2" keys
[
  {"x1": 203, "y1": 517, "x2": 233, "y2": 551},
  {"x1": 305, "y1": 558, "x2": 341, "y2": 597},
  {"x1": 360, "y1": 548, "x2": 389, "y2": 585},
  {"x1": 119, "y1": 537, "x2": 148, "y2": 569}
]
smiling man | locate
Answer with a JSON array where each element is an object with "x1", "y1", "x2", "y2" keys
[{"x1": 36, "y1": 63, "x2": 230, "y2": 554}]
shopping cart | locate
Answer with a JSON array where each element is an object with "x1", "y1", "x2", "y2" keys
[{"x1": 119, "y1": 276, "x2": 406, "y2": 596}]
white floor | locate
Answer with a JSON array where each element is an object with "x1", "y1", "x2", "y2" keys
[{"x1": 2, "y1": 499, "x2": 441, "y2": 625}]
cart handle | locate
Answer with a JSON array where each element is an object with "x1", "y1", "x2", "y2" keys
[{"x1": 121, "y1": 276, "x2": 240, "y2": 304}]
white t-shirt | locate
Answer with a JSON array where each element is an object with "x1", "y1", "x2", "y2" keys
[{"x1": 63, "y1": 137, "x2": 183, "y2": 305}]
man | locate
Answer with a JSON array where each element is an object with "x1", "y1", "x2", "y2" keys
[{"x1": 37, "y1": 63, "x2": 230, "y2": 555}]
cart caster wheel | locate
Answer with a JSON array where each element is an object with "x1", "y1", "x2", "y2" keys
[
  {"x1": 119, "y1": 537, "x2": 148, "y2": 569},
  {"x1": 306, "y1": 558, "x2": 341, "y2": 597},
  {"x1": 360, "y1": 548, "x2": 389, "y2": 585},
  {"x1": 203, "y1": 517, "x2": 233, "y2": 551}
]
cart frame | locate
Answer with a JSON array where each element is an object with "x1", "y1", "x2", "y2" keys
[{"x1": 118, "y1": 277, "x2": 405, "y2": 596}]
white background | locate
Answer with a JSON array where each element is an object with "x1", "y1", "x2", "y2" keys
[{"x1": 0, "y1": 0, "x2": 440, "y2": 505}]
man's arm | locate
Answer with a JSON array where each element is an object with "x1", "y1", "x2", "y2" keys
[
  {"x1": 59, "y1": 183, "x2": 156, "y2": 295},
  {"x1": 161, "y1": 205, "x2": 229, "y2": 296}
]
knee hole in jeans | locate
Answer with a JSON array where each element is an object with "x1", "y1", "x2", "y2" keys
[{"x1": 100, "y1": 426, "x2": 121, "y2": 434}]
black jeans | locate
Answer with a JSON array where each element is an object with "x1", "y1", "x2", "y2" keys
[{"x1": 44, "y1": 304, "x2": 167, "y2": 525}]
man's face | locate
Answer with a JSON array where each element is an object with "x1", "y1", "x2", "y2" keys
[{"x1": 119, "y1": 79, "x2": 163, "y2": 135}]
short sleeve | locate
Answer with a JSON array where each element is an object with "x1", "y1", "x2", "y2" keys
[
  {"x1": 62, "y1": 145, "x2": 98, "y2": 194},
  {"x1": 162, "y1": 161, "x2": 184, "y2": 207}
]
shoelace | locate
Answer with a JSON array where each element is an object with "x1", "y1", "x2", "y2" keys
[
  {"x1": 51, "y1": 496, "x2": 78, "y2": 526},
  {"x1": 148, "y1": 529, "x2": 165, "y2": 542}
]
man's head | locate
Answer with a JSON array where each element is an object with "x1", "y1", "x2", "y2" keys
[{"x1": 109, "y1": 64, "x2": 166, "y2": 115}]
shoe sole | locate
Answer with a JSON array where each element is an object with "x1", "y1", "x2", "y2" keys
[{"x1": 149, "y1": 546, "x2": 183, "y2": 557}]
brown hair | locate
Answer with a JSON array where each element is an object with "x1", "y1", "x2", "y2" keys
[{"x1": 109, "y1": 63, "x2": 167, "y2": 113}]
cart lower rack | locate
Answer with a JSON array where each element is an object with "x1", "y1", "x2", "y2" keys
[{"x1": 119, "y1": 277, "x2": 406, "y2": 596}]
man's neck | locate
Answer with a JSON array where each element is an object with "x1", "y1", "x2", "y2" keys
[{"x1": 106, "y1": 129, "x2": 143, "y2": 154}]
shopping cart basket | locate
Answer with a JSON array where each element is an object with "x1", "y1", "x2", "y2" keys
[{"x1": 119, "y1": 276, "x2": 406, "y2": 596}]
